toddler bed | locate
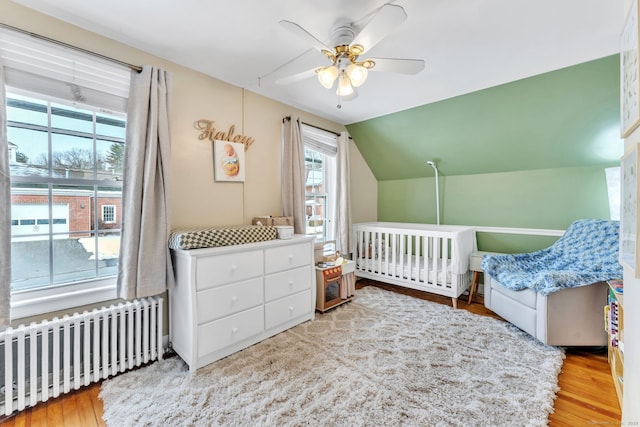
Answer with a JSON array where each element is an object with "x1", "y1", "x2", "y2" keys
[{"x1": 352, "y1": 222, "x2": 476, "y2": 308}]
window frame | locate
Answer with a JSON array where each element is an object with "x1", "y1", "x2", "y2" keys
[
  {"x1": 7, "y1": 89, "x2": 125, "y2": 320},
  {"x1": 301, "y1": 123, "x2": 338, "y2": 243}
]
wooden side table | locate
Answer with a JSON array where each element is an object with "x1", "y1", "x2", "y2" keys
[{"x1": 468, "y1": 251, "x2": 501, "y2": 304}]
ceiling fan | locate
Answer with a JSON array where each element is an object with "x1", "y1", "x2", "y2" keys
[{"x1": 276, "y1": 4, "x2": 425, "y2": 100}]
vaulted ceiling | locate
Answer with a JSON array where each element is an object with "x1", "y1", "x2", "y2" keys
[{"x1": 10, "y1": 0, "x2": 625, "y2": 125}]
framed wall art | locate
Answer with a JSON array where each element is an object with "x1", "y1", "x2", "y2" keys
[
  {"x1": 213, "y1": 140, "x2": 245, "y2": 182},
  {"x1": 620, "y1": 145, "x2": 639, "y2": 275},
  {"x1": 621, "y1": 0, "x2": 640, "y2": 137}
]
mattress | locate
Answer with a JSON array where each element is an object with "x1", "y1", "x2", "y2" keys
[
  {"x1": 169, "y1": 225, "x2": 277, "y2": 250},
  {"x1": 358, "y1": 257, "x2": 453, "y2": 285}
]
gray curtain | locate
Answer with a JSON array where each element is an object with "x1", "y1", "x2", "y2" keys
[
  {"x1": 0, "y1": 59, "x2": 10, "y2": 329},
  {"x1": 117, "y1": 66, "x2": 173, "y2": 301},
  {"x1": 282, "y1": 117, "x2": 306, "y2": 235},
  {"x1": 336, "y1": 131, "x2": 352, "y2": 256}
]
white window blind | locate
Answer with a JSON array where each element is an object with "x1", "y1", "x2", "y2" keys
[
  {"x1": 301, "y1": 123, "x2": 337, "y2": 156},
  {"x1": 0, "y1": 28, "x2": 130, "y2": 113}
]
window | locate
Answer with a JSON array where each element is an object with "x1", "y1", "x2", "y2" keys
[
  {"x1": 2, "y1": 28, "x2": 131, "y2": 318},
  {"x1": 301, "y1": 124, "x2": 337, "y2": 242},
  {"x1": 102, "y1": 205, "x2": 117, "y2": 224},
  {"x1": 7, "y1": 92, "x2": 126, "y2": 317}
]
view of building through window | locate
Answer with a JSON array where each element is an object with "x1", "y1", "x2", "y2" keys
[
  {"x1": 305, "y1": 147, "x2": 325, "y2": 240},
  {"x1": 8, "y1": 91, "x2": 126, "y2": 292},
  {"x1": 304, "y1": 146, "x2": 334, "y2": 241}
]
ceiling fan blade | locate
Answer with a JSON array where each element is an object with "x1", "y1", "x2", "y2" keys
[
  {"x1": 275, "y1": 67, "x2": 318, "y2": 85},
  {"x1": 279, "y1": 20, "x2": 333, "y2": 53},
  {"x1": 351, "y1": 4, "x2": 407, "y2": 55},
  {"x1": 368, "y1": 58, "x2": 425, "y2": 74}
]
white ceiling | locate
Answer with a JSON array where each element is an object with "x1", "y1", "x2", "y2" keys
[{"x1": 12, "y1": 0, "x2": 625, "y2": 125}]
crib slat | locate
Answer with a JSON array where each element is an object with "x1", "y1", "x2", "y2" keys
[
  {"x1": 376, "y1": 231, "x2": 382, "y2": 276},
  {"x1": 415, "y1": 235, "x2": 421, "y2": 283},
  {"x1": 442, "y1": 237, "x2": 450, "y2": 287}
]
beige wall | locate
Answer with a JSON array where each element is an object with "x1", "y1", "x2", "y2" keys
[{"x1": 1, "y1": 0, "x2": 377, "y2": 231}]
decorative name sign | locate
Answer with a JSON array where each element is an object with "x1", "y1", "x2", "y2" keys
[{"x1": 195, "y1": 119, "x2": 255, "y2": 151}]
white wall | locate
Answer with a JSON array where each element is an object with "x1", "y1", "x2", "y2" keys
[
  {"x1": 622, "y1": 3, "x2": 640, "y2": 423},
  {"x1": 623, "y1": 116, "x2": 640, "y2": 424}
]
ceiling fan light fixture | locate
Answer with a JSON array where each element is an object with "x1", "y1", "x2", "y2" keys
[
  {"x1": 350, "y1": 44, "x2": 365, "y2": 56},
  {"x1": 317, "y1": 65, "x2": 339, "y2": 89},
  {"x1": 346, "y1": 63, "x2": 368, "y2": 87},
  {"x1": 336, "y1": 71, "x2": 354, "y2": 96}
]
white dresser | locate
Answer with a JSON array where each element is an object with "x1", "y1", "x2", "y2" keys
[{"x1": 169, "y1": 235, "x2": 315, "y2": 371}]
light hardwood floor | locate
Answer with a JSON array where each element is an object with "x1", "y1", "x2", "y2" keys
[{"x1": 0, "y1": 278, "x2": 622, "y2": 426}]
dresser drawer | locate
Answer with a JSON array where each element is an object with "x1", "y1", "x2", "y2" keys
[
  {"x1": 265, "y1": 290, "x2": 311, "y2": 330},
  {"x1": 196, "y1": 250, "x2": 263, "y2": 290},
  {"x1": 264, "y1": 243, "x2": 311, "y2": 274},
  {"x1": 197, "y1": 306, "x2": 264, "y2": 358},
  {"x1": 197, "y1": 277, "x2": 263, "y2": 324},
  {"x1": 264, "y1": 266, "x2": 311, "y2": 302}
]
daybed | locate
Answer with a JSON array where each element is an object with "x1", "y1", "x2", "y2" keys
[
  {"x1": 352, "y1": 222, "x2": 476, "y2": 308},
  {"x1": 482, "y1": 219, "x2": 622, "y2": 346}
]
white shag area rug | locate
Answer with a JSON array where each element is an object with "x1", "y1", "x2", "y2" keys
[{"x1": 100, "y1": 286, "x2": 565, "y2": 427}]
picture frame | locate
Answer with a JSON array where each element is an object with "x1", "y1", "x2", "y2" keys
[
  {"x1": 620, "y1": 145, "x2": 639, "y2": 275},
  {"x1": 213, "y1": 140, "x2": 245, "y2": 182},
  {"x1": 621, "y1": 0, "x2": 640, "y2": 138}
]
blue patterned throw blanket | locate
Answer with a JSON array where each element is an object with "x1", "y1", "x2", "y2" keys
[{"x1": 481, "y1": 219, "x2": 623, "y2": 295}]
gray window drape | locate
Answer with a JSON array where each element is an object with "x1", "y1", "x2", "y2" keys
[
  {"x1": 117, "y1": 66, "x2": 173, "y2": 301},
  {"x1": 336, "y1": 131, "x2": 352, "y2": 256},
  {"x1": 281, "y1": 117, "x2": 306, "y2": 235},
  {"x1": 0, "y1": 59, "x2": 10, "y2": 330}
]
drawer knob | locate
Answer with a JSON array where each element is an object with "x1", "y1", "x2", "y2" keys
[
  {"x1": 232, "y1": 327, "x2": 238, "y2": 334},
  {"x1": 231, "y1": 296, "x2": 237, "y2": 303},
  {"x1": 231, "y1": 265, "x2": 237, "y2": 271},
  {"x1": 289, "y1": 306, "x2": 294, "y2": 312},
  {"x1": 288, "y1": 255, "x2": 294, "y2": 261},
  {"x1": 288, "y1": 280, "x2": 294, "y2": 287}
]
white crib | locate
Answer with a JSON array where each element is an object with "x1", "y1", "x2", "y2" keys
[{"x1": 352, "y1": 222, "x2": 476, "y2": 308}]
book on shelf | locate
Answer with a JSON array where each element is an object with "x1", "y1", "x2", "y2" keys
[{"x1": 608, "y1": 279, "x2": 623, "y2": 293}]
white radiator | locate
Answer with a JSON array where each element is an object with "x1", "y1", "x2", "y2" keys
[{"x1": 0, "y1": 296, "x2": 164, "y2": 416}]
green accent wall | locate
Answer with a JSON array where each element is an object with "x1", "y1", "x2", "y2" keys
[
  {"x1": 347, "y1": 55, "x2": 622, "y2": 180},
  {"x1": 378, "y1": 166, "x2": 612, "y2": 253},
  {"x1": 348, "y1": 55, "x2": 623, "y2": 254}
]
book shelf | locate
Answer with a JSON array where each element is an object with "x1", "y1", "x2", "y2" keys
[{"x1": 606, "y1": 280, "x2": 624, "y2": 408}]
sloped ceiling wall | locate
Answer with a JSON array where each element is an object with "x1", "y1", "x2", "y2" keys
[{"x1": 347, "y1": 55, "x2": 622, "y2": 180}]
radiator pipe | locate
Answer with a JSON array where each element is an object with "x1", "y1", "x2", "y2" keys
[{"x1": 427, "y1": 161, "x2": 440, "y2": 225}]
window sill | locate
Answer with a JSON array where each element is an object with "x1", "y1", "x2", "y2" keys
[{"x1": 11, "y1": 277, "x2": 118, "y2": 321}]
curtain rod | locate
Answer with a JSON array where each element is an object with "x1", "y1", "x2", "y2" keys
[
  {"x1": 283, "y1": 116, "x2": 351, "y2": 139},
  {"x1": 0, "y1": 22, "x2": 143, "y2": 72}
]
